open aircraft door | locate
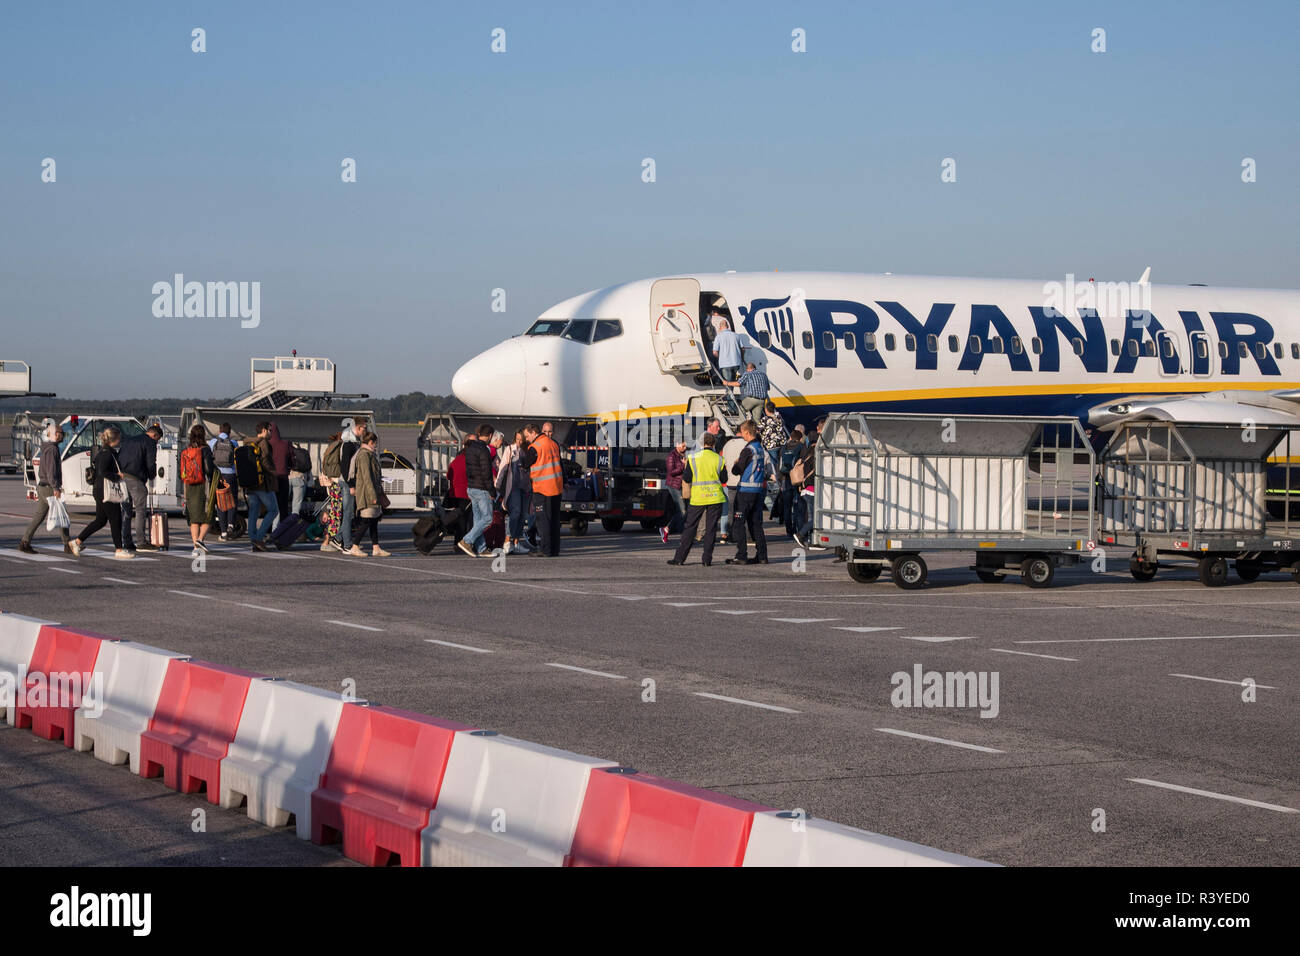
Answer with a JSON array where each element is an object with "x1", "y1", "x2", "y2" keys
[{"x1": 650, "y1": 278, "x2": 705, "y2": 373}]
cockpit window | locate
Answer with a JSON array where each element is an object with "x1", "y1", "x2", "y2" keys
[
  {"x1": 562, "y1": 320, "x2": 595, "y2": 343},
  {"x1": 592, "y1": 320, "x2": 623, "y2": 342},
  {"x1": 526, "y1": 320, "x2": 567, "y2": 336}
]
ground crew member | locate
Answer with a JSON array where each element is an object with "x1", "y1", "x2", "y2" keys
[
  {"x1": 727, "y1": 420, "x2": 770, "y2": 565},
  {"x1": 523, "y1": 422, "x2": 563, "y2": 556},
  {"x1": 667, "y1": 431, "x2": 728, "y2": 567}
]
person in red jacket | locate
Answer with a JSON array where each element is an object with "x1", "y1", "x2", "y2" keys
[
  {"x1": 266, "y1": 422, "x2": 293, "y2": 523},
  {"x1": 445, "y1": 436, "x2": 472, "y2": 548}
]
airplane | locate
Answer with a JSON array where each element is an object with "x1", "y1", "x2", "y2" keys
[{"x1": 450, "y1": 271, "x2": 1300, "y2": 434}]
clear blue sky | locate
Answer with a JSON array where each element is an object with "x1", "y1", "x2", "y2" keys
[{"x1": 2, "y1": 0, "x2": 1296, "y2": 398}]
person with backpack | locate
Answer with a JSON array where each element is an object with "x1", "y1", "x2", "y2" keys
[
  {"x1": 18, "y1": 421, "x2": 72, "y2": 555},
  {"x1": 318, "y1": 430, "x2": 345, "y2": 552},
  {"x1": 237, "y1": 423, "x2": 278, "y2": 551},
  {"x1": 349, "y1": 430, "x2": 389, "y2": 556},
  {"x1": 266, "y1": 421, "x2": 293, "y2": 525},
  {"x1": 777, "y1": 428, "x2": 804, "y2": 536},
  {"x1": 71, "y1": 426, "x2": 132, "y2": 560},
  {"x1": 180, "y1": 424, "x2": 215, "y2": 555},
  {"x1": 208, "y1": 423, "x2": 239, "y2": 540}
]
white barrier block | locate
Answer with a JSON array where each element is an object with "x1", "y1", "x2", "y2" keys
[
  {"x1": 73, "y1": 640, "x2": 184, "y2": 772},
  {"x1": 742, "y1": 811, "x2": 998, "y2": 867},
  {"x1": 0, "y1": 613, "x2": 57, "y2": 727},
  {"x1": 421, "y1": 732, "x2": 616, "y2": 867},
  {"x1": 219, "y1": 679, "x2": 346, "y2": 840}
]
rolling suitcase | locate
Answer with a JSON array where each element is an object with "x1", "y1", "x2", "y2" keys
[
  {"x1": 270, "y1": 513, "x2": 306, "y2": 551},
  {"x1": 149, "y1": 511, "x2": 170, "y2": 550},
  {"x1": 412, "y1": 516, "x2": 443, "y2": 555},
  {"x1": 483, "y1": 509, "x2": 506, "y2": 551}
]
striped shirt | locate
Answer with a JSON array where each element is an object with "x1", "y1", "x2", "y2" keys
[{"x1": 736, "y1": 369, "x2": 769, "y2": 399}]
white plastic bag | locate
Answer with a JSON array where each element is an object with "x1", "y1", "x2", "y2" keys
[{"x1": 46, "y1": 494, "x2": 70, "y2": 531}]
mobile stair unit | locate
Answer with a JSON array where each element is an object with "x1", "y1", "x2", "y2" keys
[{"x1": 815, "y1": 413, "x2": 1096, "y2": 589}]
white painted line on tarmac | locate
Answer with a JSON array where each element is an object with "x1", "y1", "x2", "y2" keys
[
  {"x1": 1017, "y1": 634, "x2": 1297, "y2": 644},
  {"x1": 833, "y1": 626, "x2": 902, "y2": 633},
  {"x1": 898, "y1": 636, "x2": 976, "y2": 643},
  {"x1": 990, "y1": 648, "x2": 1078, "y2": 662},
  {"x1": 169, "y1": 590, "x2": 212, "y2": 599},
  {"x1": 41, "y1": 545, "x2": 156, "y2": 563},
  {"x1": 875, "y1": 728, "x2": 1003, "y2": 754},
  {"x1": 711, "y1": 609, "x2": 772, "y2": 615},
  {"x1": 1127, "y1": 778, "x2": 1297, "y2": 813},
  {"x1": 327, "y1": 620, "x2": 383, "y2": 632},
  {"x1": 665, "y1": 602, "x2": 713, "y2": 607},
  {"x1": 546, "y1": 663, "x2": 626, "y2": 680},
  {"x1": 319, "y1": 556, "x2": 589, "y2": 594},
  {"x1": 153, "y1": 548, "x2": 233, "y2": 561},
  {"x1": 769, "y1": 617, "x2": 841, "y2": 624},
  {"x1": 424, "y1": 639, "x2": 493, "y2": 654},
  {"x1": 2, "y1": 547, "x2": 68, "y2": 562},
  {"x1": 49, "y1": 567, "x2": 82, "y2": 575},
  {"x1": 102, "y1": 577, "x2": 138, "y2": 586},
  {"x1": 695, "y1": 692, "x2": 799, "y2": 714},
  {"x1": 614, "y1": 595, "x2": 649, "y2": 601},
  {"x1": 236, "y1": 602, "x2": 286, "y2": 614},
  {"x1": 1169, "y1": 673, "x2": 1276, "y2": 690}
]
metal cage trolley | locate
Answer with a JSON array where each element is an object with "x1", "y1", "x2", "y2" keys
[
  {"x1": 1097, "y1": 420, "x2": 1299, "y2": 586},
  {"x1": 815, "y1": 413, "x2": 1097, "y2": 589}
]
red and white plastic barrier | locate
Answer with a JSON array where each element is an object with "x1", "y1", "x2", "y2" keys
[
  {"x1": 73, "y1": 639, "x2": 186, "y2": 774},
  {"x1": 421, "y1": 731, "x2": 616, "y2": 867},
  {"x1": 14, "y1": 625, "x2": 106, "y2": 745},
  {"x1": 0, "y1": 613, "x2": 56, "y2": 727},
  {"x1": 219, "y1": 679, "x2": 348, "y2": 841},
  {"x1": 743, "y1": 810, "x2": 998, "y2": 867}
]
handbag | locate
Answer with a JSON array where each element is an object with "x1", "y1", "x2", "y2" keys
[{"x1": 104, "y1": 459, "x2": 127, "y2": 505}]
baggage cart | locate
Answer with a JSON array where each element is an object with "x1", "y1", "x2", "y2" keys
[
  {"x1": 1096, "y1": 420, "x2": 1300, "y2": 586},
  {"x1": 815, "y1": 413, "x2": 1096, "y2": 588}
]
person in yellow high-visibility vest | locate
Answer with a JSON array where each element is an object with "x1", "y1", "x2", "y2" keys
[{"x1": 667, "y1": 431, "x2": 728, "y2": 567}]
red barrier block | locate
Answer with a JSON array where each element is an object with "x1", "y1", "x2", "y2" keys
[
  {"x1": 568, "y1": 768, "x2": 773, "y2": 867},
  {"x1": 14, "y1": 626, "x2": 106, "y2": 745},
  {"x1": 138, "y1": 659, "x2": 259, "y2": 803},
  {"x1": 311, "y1": 704, "x2": 474, "y2": 867}
]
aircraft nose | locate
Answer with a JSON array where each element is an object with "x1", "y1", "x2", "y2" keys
[{"x1": 451, "y1": 339, "x2": 526, "y2": 414}]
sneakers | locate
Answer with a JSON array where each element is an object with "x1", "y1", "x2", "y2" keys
[
  {"x1": 659, "y1": 527, "x2": 669, "y2": 544},
  {"x1": 252, "y1": 539, "x2": 269, "y2": 552},
  {"x1": 195, "y1": 540, "x2": 209, "y2": 554},
  {"x1": 456, "y1": 539, "x2": 476, "y2": 558},
  {"x1": 371, "y1": 546, "x2": 390, "y2": 557},
  {"x1": 666, "y1": 559, "x2": 683, "y2": 566},
  {"x1": 70, "y1": 539, "x2": 83, "y2": 557},
  {"x1": 320, "y1": 540, "x2": 338, "y2": 553},
  {"x1": 137, "y1": 544, "x2": 159, "y2": 552},
  {"x1": 793, "y1": 533, "x2": 807, "y2": 549},
  {"x1": 344, "y1": 545, "x2": 365, "y2": 556},
  {"x1": 191, "y1": 547, "x2": 200, "y2": 558},
  {"x1": 63, "y1": 542, "x2": 75, "y2": 555},
  {"x1": 17, "y1": 541, "x2": 35, "y2": 554},
  {"x1": 219, "y1": 532, "x2": 229, "y2": 541},
  {"x1": 114, "y1": 549, "x2": 134, "y2": 560}
]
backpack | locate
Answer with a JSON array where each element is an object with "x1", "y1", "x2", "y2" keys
[
  {"x1": 789, "y1": 456, "x2": 807, "y2": 488},
  {"x1": 180, "y1": 446, "x2": 206, "y2": 485},
  {"x1": 322, "y1": 439, "x2": 342, "y2": 478},
  {"x1": 291, "y1": 444, "x2": 311, "y2": 473},
  {"x1": 234, "y1": 443, "x2": 265, "y2": 490},
  {"x1": 212, "y1": 437, "x2": 236, "y2": 469}
]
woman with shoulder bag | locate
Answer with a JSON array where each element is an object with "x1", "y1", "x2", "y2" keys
[
  {"x1": 72, "y1": 426, "x2": 133, "y2": 559},
  {"x1": 348, "y1": 430, "x2": 389, "y2": 557}
]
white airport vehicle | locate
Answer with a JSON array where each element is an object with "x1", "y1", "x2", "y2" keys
[
  {"x1": 815, "y1": 412, "x2": 1095, "y2": 588},
  {"x1": 26, "y1": 415, "x2": 176, "y2": 510},
  {"x1": 451, "y1": 272, "x2": 1300, "y2": 486}
]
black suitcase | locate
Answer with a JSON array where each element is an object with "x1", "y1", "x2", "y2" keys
[
  {"x1": 270, "y1": 514, "x2": 306, "y2": 551},
  {"x1": 412, "y1": 516, "x2": 444, "y2": 555}
]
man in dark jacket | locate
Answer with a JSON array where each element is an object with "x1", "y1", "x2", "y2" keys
[
  {"x1": 267, "y1": 422, "x2": 293, "y2": 521},
  {"x1": 117, "y1": 424, "x2": 162, "y2": 551},
  {"x1": 458, "y1": 424, "x2": 497, "y2": 557},
  {"x1": 19, "y1": 422, "x2": 72, "y2": 554}
]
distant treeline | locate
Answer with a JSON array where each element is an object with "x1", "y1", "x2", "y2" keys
[{"x1": 0, "y1": 391, "x2": 469, "y2": 423}]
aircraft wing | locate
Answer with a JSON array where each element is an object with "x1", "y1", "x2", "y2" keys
[{"x1": 1087, "y1": 389, "x2": 1300, "y2": 428}]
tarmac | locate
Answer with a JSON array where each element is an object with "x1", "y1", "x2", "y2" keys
[{"x1": 1, "y1": 471, "x2": 1297, "y2": 866}]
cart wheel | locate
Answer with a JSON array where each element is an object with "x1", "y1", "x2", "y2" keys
[
  {"x1": 1197, "y1": 556, "x2": 1229, "y2": 587},
  {"x1": 975, "y1": 569, "x2": 1002, "y2": 584},
  {"x1": 570, "y1": 518, "x2": 588, "y2": 536},
  {"x1": 1235, "y1": 561, "x2": 1261, "y2": 582},
  {"x1": 1021, "y1": 555, "x2": 1055, "y2": 589},
  {"x1": 601, "y1": 519, "x2": 624, "y2": 533},
  {"x1": 847, "y1": 561, "x2": 882, "y2": 584},
  {"x1": 891, "y1": 554, "x2": 927, "y2": 590},
  {"x1": 1129, "y1": 558, "x2": 1158, "y2": 582}
]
